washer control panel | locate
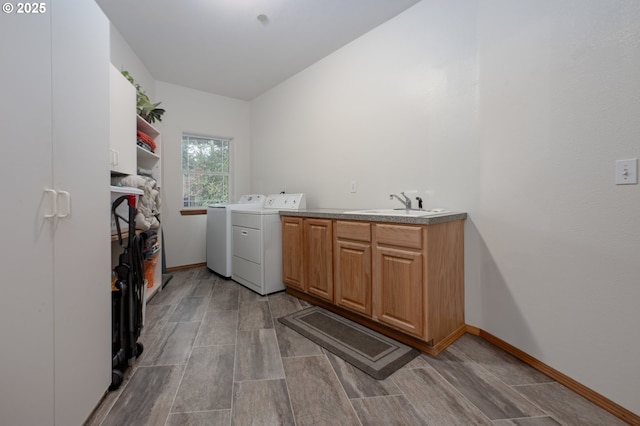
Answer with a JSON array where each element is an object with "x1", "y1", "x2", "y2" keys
[{"x1": 264, "y1": 193, "x2": 306, "y2": 210}]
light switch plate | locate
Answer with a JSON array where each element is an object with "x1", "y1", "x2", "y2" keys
[{"x1": 615, "y1": 159, "x2": 638, "y2": 185}]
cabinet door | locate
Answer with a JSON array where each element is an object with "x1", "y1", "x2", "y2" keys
[
  {"x1": 304, "y1": 219, "x2": 333, "y2": 302},
  {"x1": 282, "y1": 217, "x2": 305, "y2": 290},
  {"x1": 0, "y1": 5, "x2": 55, "y2": 425},
  {"x1": 52, "y1": 1, "x2": 112, "y2": 424},
  {"x1": 373, "y1": 246, "x2": 424, "y2": 337},
  {"x1": 109, "y1": 64, "x2": 136, "y2": 174},
  {"x1": 335, "y1": 239, "x2": 372, "y2": 316}
]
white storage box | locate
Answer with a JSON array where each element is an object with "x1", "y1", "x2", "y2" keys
[{"x1": 110, "y1": 185, "x2": 143, "y2": 235}]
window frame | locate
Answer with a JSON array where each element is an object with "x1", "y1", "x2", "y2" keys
[{"x1": 181, "y1": 132, "x2": 233, "y2": 212}]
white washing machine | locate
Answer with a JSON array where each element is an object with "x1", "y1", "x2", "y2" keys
[
  {"x1": 231, "y1": 193, "x2": 306, "y2": 295},
  {"x1": 206, "y1": 194, "x2": 266, "y2": 277}
]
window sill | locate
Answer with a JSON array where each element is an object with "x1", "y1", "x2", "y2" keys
[{"x1": 180, "y1": 209, "x2": 206, "y2": 216}]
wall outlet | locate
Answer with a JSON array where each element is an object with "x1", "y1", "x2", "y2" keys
[
  {"x1": 350, "y1": 181, "x2": 357, "y2": 193},
  {"x1": 615, "y1": 159, "x2": 638, "y2": 185}
]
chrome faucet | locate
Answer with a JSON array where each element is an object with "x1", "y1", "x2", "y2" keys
[{"x1": 389, "y1": 192, "x2": 412, "y2": 209}]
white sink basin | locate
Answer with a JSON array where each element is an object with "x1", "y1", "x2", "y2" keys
[{"x1": 344, "y1": 208, "x2": 448, "y2": 217}]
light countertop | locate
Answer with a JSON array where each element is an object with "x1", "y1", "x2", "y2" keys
[{"x1": 279, "y1": 208, "x2": 467, "y2": 225}]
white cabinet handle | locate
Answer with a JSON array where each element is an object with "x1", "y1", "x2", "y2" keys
[
  {"x1": 241, "y1": 231, "x2": 248, "y2": 236},
  {"x1": 109, "y1": 149, "x2": 119, "y2": 167},
  {"x1": 44, "y1": 188, "x2": 57, "y2": 218},
  {"x1": 57, "y1": 190, "x2": 71, "y2": 218}
]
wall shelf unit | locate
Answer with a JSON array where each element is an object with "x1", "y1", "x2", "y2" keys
[
  {"x1": 135, "y1": 115, "x2": 162, "y2": 303},
  {"x1": 109, "y1": 86, "x2": 163, "y2": 305}
]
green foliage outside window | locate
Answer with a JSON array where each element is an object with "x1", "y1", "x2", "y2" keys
[{"x1": 182, "y1": 135, "x2": 230, "y2": 207}]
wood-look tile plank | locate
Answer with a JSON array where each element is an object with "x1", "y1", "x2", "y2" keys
[
  {"x1": 234, "y1": 329, "x2": 285, "y2": 381},
  {"x1": 148, "y1": 272, "x2": 192, "y2": 306},
  {"x1": 392, "y1": 367, "x2": 492, "y2": 425},
  {"x1": 171, "y1": 345, "x2": 235, "y2": 412},
  {"x1": 100, "y1": 365, "x2": 184, "y2": 426},
  {"x1": 325, "y1": 351, "x2": 401, "y2": 399},
  {"x1": 238, "y1": 300, "x2": 273, "y2": 330},
  {"x1": 493, "y1": 416, "x2": 562, "y2": 425},
  {"x1": 141, "y1": 304, "x2": 173, "y2": 337},
  {"x1": 231, "y1": 379, "x2": 295, "y2": 426},
  {"x1": 190, "y1": 266, "x2": 211, "y2": 281},
  {"x1": 139, "y1": 321, "x2": 199, "y2": 366},
  {"x1": 184, "y1": 277, "x2": 215, "y2": 298},
  {"x1": 425, "y1": 346, "x2": 546, "y2": 420},
  {"x1": 168, "y1": 296, "x2": 208, "y2": 322},
  {"x1": 166, "y1": 410, "x2": 231, "y2": 426},
  {"x1": 165, "y1": 269, "x2": 195, "y2": 286},
  {"x1": 267, "y1": 291, "x2": 303, "y2": 318},
  {"x1": 283, "y1": 355, "x2": 361, "y2": 426},
  {"x1": 194, "y1": 309, "x2": 238, "y2": 346},
  {"x1": 450, "y1": 334, "x2": 553, "y2": 385},
  {"x1": 514, "y1": 382, "x2": 629, "y2": 426},
  {"x1": 274, "y1": 321, "x2": 323, "y2": 358},
  {"x1": 401, "y1": 354, "x2": 432, "y2": 370},
  {"x1": 84, "y1": 363, "x2": 140, "y2": 426},
  {"x1": 207, "y1": 283, "x2": 240, "y2": 311},
  {"x1": 351, "y1": 395, "x2": 428, "y2": 426},
  {"x1": 238, "y1": 284, "x2": 268, "y2": 302}
]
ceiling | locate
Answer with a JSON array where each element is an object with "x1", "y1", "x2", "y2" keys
[{"x1": 96, "y1": 0, "x2": 421, "y2": 100}]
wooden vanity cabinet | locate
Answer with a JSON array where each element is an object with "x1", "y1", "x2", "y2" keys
[
  {"x1": 282, "y1": 214, "x2": 465, "y2": 355},
  {"x1": 334, "y1": 221, "x2": 372, "y2": 316},
  {"x1": 304, "y1": 219, "x2": 334, "y2": 302}
]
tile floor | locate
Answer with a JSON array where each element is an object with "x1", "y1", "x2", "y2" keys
[{"x1": 86, "y1": 267, "x2": 628, "y2": 426}]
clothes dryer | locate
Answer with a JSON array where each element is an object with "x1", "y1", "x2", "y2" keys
[
  {"x1": 231, "y1": 193, "x2": 306, "y2": 295},
  {"x1": 206, "y1": 194, "x2": 265, "y2": 277}
]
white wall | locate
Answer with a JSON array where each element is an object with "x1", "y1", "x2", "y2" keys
[
  {"x1": 155, "y1": 81, "x2": 251, "y2": 268},
  {"x1": 251, "y1": 0, "x2": 640, "y2": 415},
  {"x1": 108, "y1": 24, "x2": 155, "y2": 100}
]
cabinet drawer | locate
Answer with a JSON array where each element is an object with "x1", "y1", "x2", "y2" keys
[
  {"x1": 336, "y1": 220, "x2": 371, "y2": 242},
  {"x1": 375, "y1": 224, "x2": 422, "y2": 249}
]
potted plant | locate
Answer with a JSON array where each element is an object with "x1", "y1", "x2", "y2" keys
[{"x1": 121, "y1": 70, "x2": 165, "y2": 124}]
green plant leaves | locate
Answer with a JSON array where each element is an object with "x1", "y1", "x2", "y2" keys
[{"x1": 121, "y1": 70, "x2": 165, "y2": 123}]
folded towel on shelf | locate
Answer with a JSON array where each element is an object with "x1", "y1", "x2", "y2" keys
[
  {"x1": 137, "y1": 140, "x2": 154, "y2": 153},
  {"x1": 136, "y1": 130, "x2": 156, "y2": 152}
]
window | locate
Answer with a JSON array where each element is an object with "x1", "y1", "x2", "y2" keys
[{"x1": 182, "y1": 134, "x2": 231, "y2": 207}]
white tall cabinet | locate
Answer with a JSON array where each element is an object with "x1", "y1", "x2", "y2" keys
[
  {"x1": 109, "y1": 64, "x2": 137, "y2": 175},
  {"x1": 0, "y1": 1, "x2": 111, "y2": 425}
]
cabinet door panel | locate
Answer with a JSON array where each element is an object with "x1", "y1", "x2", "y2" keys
[
  {"x1": 335, "y1": 239, "x2": 372, "y2": 316},
  {"x1": 109, "y1": 64, "x2": 136, "y2": 174},
  {"x1": 282, "y1": 217, "x2": 304, "y2": 290},
  {"x1": 52, "y1": 1, "x2": 112, "y2": 424},
  {"x1": 373, "y1": 246, "x2": 424, "y2": 337},
  {"x1": 0, "y1": 6, "x2": 55, "y2": 425},
  {"x1": 304, "y1": 219, "x2": 333, "y2": 301}
]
